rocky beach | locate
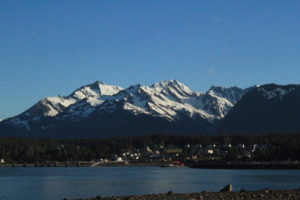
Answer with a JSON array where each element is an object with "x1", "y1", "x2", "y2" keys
[{"x1": 76, "y1": 187, "x2": 300, "y2": 200}]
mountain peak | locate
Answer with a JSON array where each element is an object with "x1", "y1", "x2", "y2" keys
[
  {"x1": 151, "y1": 80, "x2": 192, "y2": 94},
  {"x1": 92, "y1": 80, "x2": 104, "y2": 84},
  {"x1": 152, "y1": 79, "x2": 185, "y2": 87},
  {"x1": 256, "y1": 84, "x2": 298, "y2": 100},
  {"x1": 207, "y1": 85, "x2": 247, "y2": 104},
  {"x1": 0, "y1": 80, "x2": 256, "y2": 137},
  {"x1": 123, "y1": 84, "x2": 142, "y2": 93},
  {"x1": 209, "y1": 85, "x2": 240, "y2": 92},
  {"x1": 91, "y1": 80, "x2": 104, "y2": 87},
  {"x1": 70, "y1": 81, "x2": 123, "y2": 100}
]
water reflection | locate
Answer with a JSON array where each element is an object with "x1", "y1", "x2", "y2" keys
[{"x1": 0, "y1": 167, "x2": 300, "y2": 200}]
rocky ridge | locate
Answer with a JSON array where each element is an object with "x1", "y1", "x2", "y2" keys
[{"x1": 0, "y1": 80, "x2": 247, "y2": 137}]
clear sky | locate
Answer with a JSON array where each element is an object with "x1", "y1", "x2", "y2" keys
[{"x1": 0, "y1": 0, "x2": 300, "y2": 119}]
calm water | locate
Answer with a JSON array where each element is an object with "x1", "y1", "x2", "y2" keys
[{"x1": 0, "y1": 167, "x2": 300, "y2": 200}]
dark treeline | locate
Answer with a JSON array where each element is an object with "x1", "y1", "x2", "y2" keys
[{"x1": 0, "y1": 134, "x2": 300, "y2": 162}]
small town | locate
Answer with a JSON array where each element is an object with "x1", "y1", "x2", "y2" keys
[
  {"x1": 3, "y1": 140, "x2": 298, "y2": 169},
  {"x1": 103, "y1": 143, "x2": 260, "y2": 164}
]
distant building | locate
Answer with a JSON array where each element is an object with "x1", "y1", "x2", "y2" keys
[
  {"x1": 165, "y1": 149, "x2": 183, "y2": 154},
  {"x1": 164, "y1": 148, "x2": 184, "y2": 160},
  {"x1": 146, "y1": 146, "x2": 152, "y2": 153},
  {"x1": 204, "y1": 149, "x2": 214, "y2": 155},
  {"x1": 148, "y1": 154, "x2": 162, "y2": 159},
  {"x1": 237, "y1": 144, "x2": 245, "y2": 149},
  {"x1": 115, "y1": 157, "x2": 123, "y2": 162}
]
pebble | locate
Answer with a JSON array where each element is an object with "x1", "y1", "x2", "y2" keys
[{"x1": 79, "y1": 188, "x2": 300, "y2": 200}]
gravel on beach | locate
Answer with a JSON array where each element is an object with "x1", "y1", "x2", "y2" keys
[{"x1": 76, "y1": 188, "x2": 300, "y2": 200}]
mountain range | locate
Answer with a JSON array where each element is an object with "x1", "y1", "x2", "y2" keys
[{"x1": 0, "y1": 80, "x2": 299, "y2": 138}]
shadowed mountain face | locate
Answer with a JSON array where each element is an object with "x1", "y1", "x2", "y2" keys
[
  {"x1": 0, "y1": 80, "x2": 247, "y2": 138},
  {"x1": 217, "y1": 84, "x2": 300, "y2": 134}
]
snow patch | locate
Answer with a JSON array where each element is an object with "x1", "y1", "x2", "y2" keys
[
  {"x1": 71, "y1": 82, "x2": 123, "y2": 100},
  {"x1": 260, "y1": 87, "x2": 295, "y2": 99},
  {"x1": 10, "y1": 118, "x2": 30, "y2": 130}
]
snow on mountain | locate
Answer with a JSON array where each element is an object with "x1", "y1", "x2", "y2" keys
[
  {"x1": 95, "y1": 82, "x2": 208, "y2": 120},
  {"x1": 94, "y1": 80, "x2": 245, "y2": 121},
  {"x1": 217, "y1": 84, "x2": 300, "y2": 134},
  {"x1": 57, "y1": 81, "x2": 123, "y2": 120},
  {"x1": 151, "y1": 80, "x2": 193, "y2": 98},
  {"x1": 6, "y1": 96, "x2": 76, "y2": 130},
  {"x1": 190, "y1": 93, "x2": 234, "y2": 119},
  {"x1": 2, "y1": 80, "x2": 248, "y2": 131},
  {"x1": 208, "y1": 86, "x2": 247, "y2": 103},
  {"x1": 4, "y1": 81, "x2": 123, "y2": 129},
  {"x1": 69, "y1": 81, "x2": 123, "y2": 100},
  {"x1": 26, "y1": 97, "x2": 76, "y2": 117},
  {"x1": 258, "y1": 86, "x2": 296, "y2": 100}
]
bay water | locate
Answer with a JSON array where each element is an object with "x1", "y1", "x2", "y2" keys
[{"x1": 0, "y1": 167, "x2": 300, "y2": 200}]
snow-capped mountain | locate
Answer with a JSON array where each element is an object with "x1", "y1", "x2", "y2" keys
[
  {"x1": 208, "y1": 86, "x2": 248, "y2": 103},
  {"x1": 69, "y1": 80, "x2": 123, "y2": 100},
  {"x1": 56, "y1": 80, "x2": 246, "y2": 122},
  {"x1": 218, "y1": 84, "x2": 300, "y2": 134},
  {"x1": 257, "y1": 85, "x2": 296, "y2": 100},
  {"x1": 7, "y1": 96, "x2": 76, "y2": 130},
  {"x1": 57, "y1": 81, "x2": 123, "y2": 120},
  {"x1": 96, "y1": 80, "x2": 216, "y2": 121},
  {"x1": 2, "y1": 81, "x2": 300, "y2": 138},
  {"x1": 0, "y1": 80, "x2": 248, "y2": 138},
  {"x1": 4, "y1": 81, "x2": 123, "y2": 130}
]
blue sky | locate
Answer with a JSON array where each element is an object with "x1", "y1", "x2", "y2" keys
[{"x1": 0, "y1": 0, "x2": 300, "y2": 119}]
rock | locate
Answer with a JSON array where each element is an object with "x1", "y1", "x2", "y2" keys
[
  {"x1": 240, "y1": 189, "x2": 247, "y2": 193},
  {"x1": 264, "y1": 188, "x2": 270, "y2": 194},
  {"x1": 95, "y1": 196, "x2": 101, "y2": 199},
  {"x1": 166, "y1": 191, "x2": 174, "y2": 195},
  {"x1": 220, "y1": 184, "x2": 233, "y2": 192}
]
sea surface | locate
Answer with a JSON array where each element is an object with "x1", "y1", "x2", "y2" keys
[{"x1": 0, "y1": 167, "x2": 300, "y2": 200}]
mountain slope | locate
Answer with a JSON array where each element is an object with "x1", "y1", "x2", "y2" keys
[
  {"x1": 218, "y1": 84, "x2": 300, "y2": 134},
  {"x1": 2, "y1": 81, "x2": 122, "y2": 131},
  {"x1": 0, "y1": 80, "x2": 247, "y2": 138}
]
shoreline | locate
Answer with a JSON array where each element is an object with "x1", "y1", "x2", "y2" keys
[
  {"x1": 2, "y1": 162, "x2": 300, "y2": 169},
  {"x1": 76, "y1": 188, "x2": 300, "y2": 200},
  {"x1": 190, "y1": 162, "x2": 300, "y2": 170},
  {"x1": 0, "y1": 162, "x2": 164, "y2": 168}
]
